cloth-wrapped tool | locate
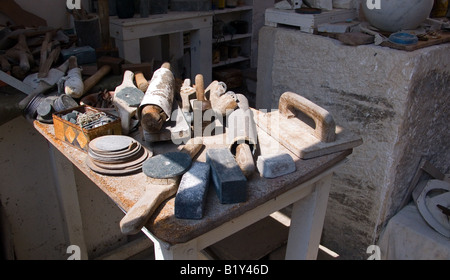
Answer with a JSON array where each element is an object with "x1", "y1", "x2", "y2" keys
[
  {"x1": 226, "y1": 94, "x2": 257, "y2": 178},
  {"x1": 138, "y1": 62, "x2": 175, "y2": 133},
  {"x1": 63, "y1": 56, "x2": 84, "y2": 98}
]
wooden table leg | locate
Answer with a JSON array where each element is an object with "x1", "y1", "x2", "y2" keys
[
  {"x1": 285, "y1": 173, "x2": 332, "y2": 260},
  {"x1": 116, "y1": 38, "x2": 141, "y2": 64},
  {"x1": 143, "y1": 230, "x2": 201, "y2": 260},
  {"x1": 49, "y1": 145, "x2": 88, "y2": 260},
  {"x1": 190, "y1": 27, "x2": 212, "y2": 84}
]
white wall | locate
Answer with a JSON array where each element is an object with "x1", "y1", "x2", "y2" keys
[{"x1": 0, "y1": 0, "x2": 93, "y2": 29}]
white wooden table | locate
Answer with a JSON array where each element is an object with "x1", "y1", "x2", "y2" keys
[
  {"x1": 109, "y1": 12, "x2": 213, "y2": 83},
  {"x1": 34, "y1": 120, "x2": 351, "y2": 260},
  {"x1": 144, "y1": 165, "x2": 338, "y2": 260}
]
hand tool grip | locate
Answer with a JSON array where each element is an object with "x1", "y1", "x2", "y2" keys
[
  {"x1": 135, "y1": 71, "x2": 149, "y2": 92},
  {"x1": 195, "y1": 74, "x2": 205, "y2": 101},
  {"x1": 235, "y1": 143, "x2": 255, "y2": 178},
  {"x1": 279, "y1": 91, "x2": 336, "y2": 143},
  {"x1": 179, "y1": 138, "x2": 204, "y2": 159},
  {"x1": 119, "y1": 184, "x2": 177, "y2": 235},
  {"x1": 83, "y1": 64, "x2": 112, "y2": 96}
]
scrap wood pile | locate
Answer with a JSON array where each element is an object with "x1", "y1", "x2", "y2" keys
[{"x1": 0, "y1": 26, "x2": 77, "y2": 80}]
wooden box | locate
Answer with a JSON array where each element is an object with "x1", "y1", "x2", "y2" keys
[
  {"x1": 265, "y1": 8, "x2": 357, "y2": 33},
  {"x1": 213, "y1": 68, "x2": 243, "y2": 89},
  {"x1": 53, "y1": 105, "x2": 122, "y2": 152}
]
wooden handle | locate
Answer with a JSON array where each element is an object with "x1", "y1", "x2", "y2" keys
[
  {"x1": 83, "y1": 64, "x2": 111, "y2": 95},
  {"x1": 235, "y1": 143, "x2": 255, "y2": 178},
  {"x1": 195, "y1": 74, "x2": 205, "y2": 101},
  {"x1": 119, "y1": 184, "x2": 177, "y2": 235},
  {"x1": 141, "y1": 105, "x2": 166, "y2": 132},
  {"x1": 279, "y1": 92, "x2": 336, "y2": 143},
  {"x1": 179, "y1": 138, "x2": 204, "y2": 159},
  {"x1": 135, "y1": 71, "x2": 149, "y2": 92},
  {"x1": 97, "y1": 0, "x2": 112, "y2": 50},
  {"x1": 68, "y1": 56, "x2": 78, "y2": 69},
  {"x1": 0, "y1": 56, "x2": 11, "y2": 72}
]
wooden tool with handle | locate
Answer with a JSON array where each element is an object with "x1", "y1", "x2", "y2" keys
[
  {"x1": 279, "y1": 91, "x2": 336, "y2": 143},
  {"x1": 82, "y1": 65, "x2": 112, "y2": 96},
  {"x1": 135, "y1": 71, "x2": 149, "y2": 92},
  {"x1": 139, "y1": 62, "x2": 174, "y2": 133},
  {"x1": 195, "y1": 74, "x2": 211, "y2": 111},
  {"x1": 120, "y1": 138, "x2": 204, "y2": 235},
  {"x1": 227, "y1": 94, "x2": 256, "y2": 178},
  {"x1": 254, "y1": 91, "x2": 363, "y2": 159}
]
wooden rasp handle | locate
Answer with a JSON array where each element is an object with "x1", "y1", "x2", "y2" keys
[
  {"x1": 279, "y1": 92, "x2": 336, "y2": 143},
  {"x1": 179, "y1": 138, "x2": 204, "y2": 159},
  {"x1": 236, "y1": 143, "x2": 255, "y2": 178},
  {"x1": 195, "y1": 74, "x2": 205, "y2": 101},
  {"x1": 135, "y1": 71, "x2": 149, "y2": 92},
  {"x1": 119, "y1": 184, "x2": 177, "y2": 235},
  {"x1": 82, "y1": 65, "x2": 111, "y2": 96}
]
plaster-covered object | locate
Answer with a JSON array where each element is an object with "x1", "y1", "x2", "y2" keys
[{"x1": 362, "y1": 0, "x2": 434, "y2": 32}]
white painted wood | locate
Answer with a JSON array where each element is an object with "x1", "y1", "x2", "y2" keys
[
  {"x1": 110, "y1": 16, "x2": 212, "y2": 41},
  {"x1": 96, "y1": 235, "x2": 153, "y2": 260},
  {"x1": 264, "y1": 8, "x2": 356, "y2": 33},
  {"x1": 150, "y1": 234, "x2": 199, "y2": 260},
  {"x1": 190, "y1": 27, "x2": 212, "y2": 84},
  {"x1": 49, "y1": 146, "x2": 88, "y2": 260},
  {"x1": 116, "y1": 39, "x2": 141, "y2": 64},
  {"x1": 285, "y1": 173, "x2": 332, "y2": 260},
  {"x1": 143, "y1": 164, "x2": 340, "y2": 260}
]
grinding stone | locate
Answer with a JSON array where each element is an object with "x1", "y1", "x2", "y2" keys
[
  {"x1": 142, "y1": 152, "x2": 192, "y2": 179},
  {"x1": 89, "y1": 148, "x2": 149, "y2": 170},
  {"x1": 256, "y1": 153, "x2": 296, "y2": 179},
  {"x1": 88, "y1": 144, "x2": 142, "y2": 163},
  {"x1": 89, "y1": 135, "x2": 135, "y2": 153},
  {"x1": 115, "y1": 87, "x2": 144, "y2": 107},
  {"x1": 86, "y1": 155, "x2": 146, "y2": 175}
]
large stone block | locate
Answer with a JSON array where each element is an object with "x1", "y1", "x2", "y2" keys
[{"x1": 257, "y1": 26, "x2": 450, "y2": 259}]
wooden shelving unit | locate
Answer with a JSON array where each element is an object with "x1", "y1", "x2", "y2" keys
[{"x1": 210, "y1": 2, "x2": 254, "y2": 70}]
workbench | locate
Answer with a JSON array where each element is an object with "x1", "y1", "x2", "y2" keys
[
  {"x1": 33, "y1": 117, "x2": 352, "y2": 260},
  {"x1": 109, "y1": 11, "x2": 213, "y2": 84}
]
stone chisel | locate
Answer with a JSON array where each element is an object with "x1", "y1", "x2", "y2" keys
[{"x1": 119, "y1": 138, "x2": 204, "y2": 235}]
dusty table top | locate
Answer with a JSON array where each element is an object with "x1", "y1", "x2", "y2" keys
[{"x1": 34, "y1": 118, "x2": 352, "y2": 245}]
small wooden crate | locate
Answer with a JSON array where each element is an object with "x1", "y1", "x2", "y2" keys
[
  {"x1": 265, "y1": 8, "x2": 356, "y2": 33},
  {"x1": 53, "y1": 105, "x2": 122, "y2": 152}
]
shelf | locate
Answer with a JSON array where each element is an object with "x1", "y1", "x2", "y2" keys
[
  {"x1": 211, "y1": 5, "x2": 253, "y2": 15},
  {"x1": 212, "y1": 56, "x2": 250, "y2": 68},
  {"x1": 213, "y1": 33, "x2": 252, "y2": 43}
]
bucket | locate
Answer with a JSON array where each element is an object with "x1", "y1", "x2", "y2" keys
[
  {"x1": 151, "y1": 0, "x2": 169, "y2": 14},
  {"x1": 73, "y1": 15, "x2": 101, "y2": 49}
]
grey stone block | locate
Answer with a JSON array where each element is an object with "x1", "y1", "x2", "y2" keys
[
  {"x1": 175, "y1": 162, "x2": 210, "y2": 220},
  {"x1": 206, "y1": 149, "x2": 247, "y2": 204},
  {"x1": 256, "y1": 153, "x2": 296, "y2": 179}
]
